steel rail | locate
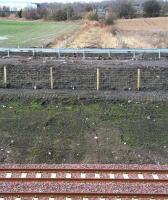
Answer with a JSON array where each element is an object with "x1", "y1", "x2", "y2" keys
[
  {"x1": 0, "y1": 178, "x2": 167, "y2": 183},
  {"x1": 0, "y1": 168, "x2": 167, "y2": 173},
  {"x1": 0, "y1": 193, "x2": 167, "y2": 198}
]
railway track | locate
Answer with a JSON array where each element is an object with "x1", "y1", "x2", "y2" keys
[{"x1": 0, "y1": 165, "x2": 167, "y2": 199}]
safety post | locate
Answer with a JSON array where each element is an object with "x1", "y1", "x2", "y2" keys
[
  {"x1": 50, "y1": 67, "x2": 54, "y2": 89},
  {"x1": 58, "y1": 49, "x2": 60, "y2": 59},
  {"x1": 108, "y1": 50, "x2": 111, "y2": 57},
  {"x1": 4, "y1": 65, "x2": 7, "y2": 88},
  {"x1": 96, "y1": 68, "x2": 100, "y2": 91},
  {"x1": 158, "y1": 49, "x2": 161, "y2": 59},
  {"x1": 137, "y1": 68, "x2": 141, "y2": 91},
  {"x1": 133, "y1": 50, "x2": 136, "y2": 59},
  {"x1": 7, "y1": 49, "x2": 10, "y2": 57},
  {"x1": 83, "y1": 49, "x2": 85, "y2": 60},
  {"x1": 32, "y1": 49, "x2": 35, "y2": 57}
]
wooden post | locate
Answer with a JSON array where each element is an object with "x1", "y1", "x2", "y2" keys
[
  {"x1": 50, "y1": 67, "x2": 53, "y2": 89},
  {"x1": 96, "y1": 68, "x2": 100, "y2": 91},
  {"x1": 4, "y1": 65, "x2": 7, "y2": 88},
  {"x1": 137, "y1": 68, "x2": 141, "y2": 91}
]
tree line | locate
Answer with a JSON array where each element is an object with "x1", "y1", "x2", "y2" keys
[{"x1": 0, "y1": 0, "x2": 168, "y2": 24}]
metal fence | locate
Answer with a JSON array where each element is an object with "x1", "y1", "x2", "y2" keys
[{"x1": 0, "y1": 48, "x2": 168, "y2": 59}]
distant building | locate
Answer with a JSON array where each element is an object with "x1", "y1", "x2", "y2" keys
[
  {"x1": 0, "y1": 1, "x2": 37, "y2": 12},
  {"x1": 94, "y1": 8, "x2": 109, "y2": 20}
]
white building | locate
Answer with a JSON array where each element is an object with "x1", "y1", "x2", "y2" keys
[{"x1": 0, "y1": 1, "x2": 37, "y2": 11}]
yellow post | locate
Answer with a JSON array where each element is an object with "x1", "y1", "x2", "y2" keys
[
  {"x1": 4, "y1": 65, "x2": 7, "y2": 88},
  {"x1": 97, "y1": 68, "x2": 100, "y2": 91},
  {"x1": 50, "y1": 67, "x2": 53, "y2": 89},
  {"x1": 137, "y1": 68, "x2": 141, "y2": 91}
]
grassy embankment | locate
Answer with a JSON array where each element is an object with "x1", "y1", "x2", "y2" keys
[
  {"x1": 0, "y1": 98, "x2": 168, "y2": 164},
  {"x1": 0, "y1": 19, "x2": 80, "y2": 47},
  {"x1": 64, "y1": 17, "x2": 168, "y2": 48}
]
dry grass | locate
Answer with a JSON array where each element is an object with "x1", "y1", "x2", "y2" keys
[
  {"x1": 117, "y1": 17, "x2": 168, "y2": 32},
  {"x1": 116, "y1": 17, "x2": 168, "y2": 48},
  {"x1": 58, "y1": 17, "x2": 168, "y2": 49}
]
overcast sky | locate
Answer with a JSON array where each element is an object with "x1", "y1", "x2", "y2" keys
[{"x1": 0, "y1": 0, "x2": 104, "y2": 3}]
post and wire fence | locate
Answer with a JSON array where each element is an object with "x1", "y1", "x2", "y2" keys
[{"x1": 1, "y1": 64, "x2": 168, "y2": 92}]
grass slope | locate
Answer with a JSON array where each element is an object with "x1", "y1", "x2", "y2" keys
[
  {"x1": 0, "y1": 19, "x2": 80, "y2": 47},
  {"x1": 0, "y1": 98, "x2": 168, "y2": 164}
]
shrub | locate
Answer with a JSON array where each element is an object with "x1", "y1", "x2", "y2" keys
[
  {"x1": 105, "y1": 13, "x2": 116, "y2": 25},
  {"x1": 115, "y1": 1, "x2": 136, "y2": 19},
  {"x1": 51, "y1": 9, "x2": 67, "y2": 21},
  {"x1": 0, "y1": 6, "x2": 10, "y2": 17},
  {"x1": 143, "y1": 0, "x2": 161, "y2": 17},
  {"x1": 85, "y1": 11, "x2": 98, "y2": 21},
  {"x1": 22, "y1": 8, "x2": 47, "y2": 20}
]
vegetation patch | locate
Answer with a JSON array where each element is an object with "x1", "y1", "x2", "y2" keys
[
  {"x1": 0, "y1": 20, "x2": 80, "y2": 47},
  {"x1": 0, "y1": 98, "x2": 168, "y2": 164}
]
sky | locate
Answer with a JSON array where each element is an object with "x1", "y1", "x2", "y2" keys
[{"x1": 0, "y1": 0, "x2": 104, "y2": 3}]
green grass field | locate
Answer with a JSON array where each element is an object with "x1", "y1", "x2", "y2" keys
[{"x1": 0, "y1": 19, "x2": 80, "y2": 47}]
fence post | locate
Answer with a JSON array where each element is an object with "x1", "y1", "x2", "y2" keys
[
  {"x1": 7, "y1": 49, "x2": 10, "y2": 57},
  {"x1": 108, "y1": 50, "x2": 111, "y2": 57},
  {"x1": 158, "y1": 49, "x2": 161, "y2": 59},
  {"x1": 137, "y1": 68, "x2": 141, "y2": 91},
  {"x1": 32, "y1": 49, "x2": 35, "y2": 57},
  {"x1": 96, "y1": 68, "x2": 100, "y2": 91},
  {"x1": 50, "y1": 67, "x2": 54, "y2": 89},
  {"x1": 4, "y1": 65, "x2": 7, "y2": 88},
  {"x1": 58, "y1": 49, "x2": 60, "y2": 59},
  {"x1": 133, "y1": 50, "x2": 136, "y2": 59},
  {"x1": 83, "y1": 49, "x2": 85, "y2": 60}
]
